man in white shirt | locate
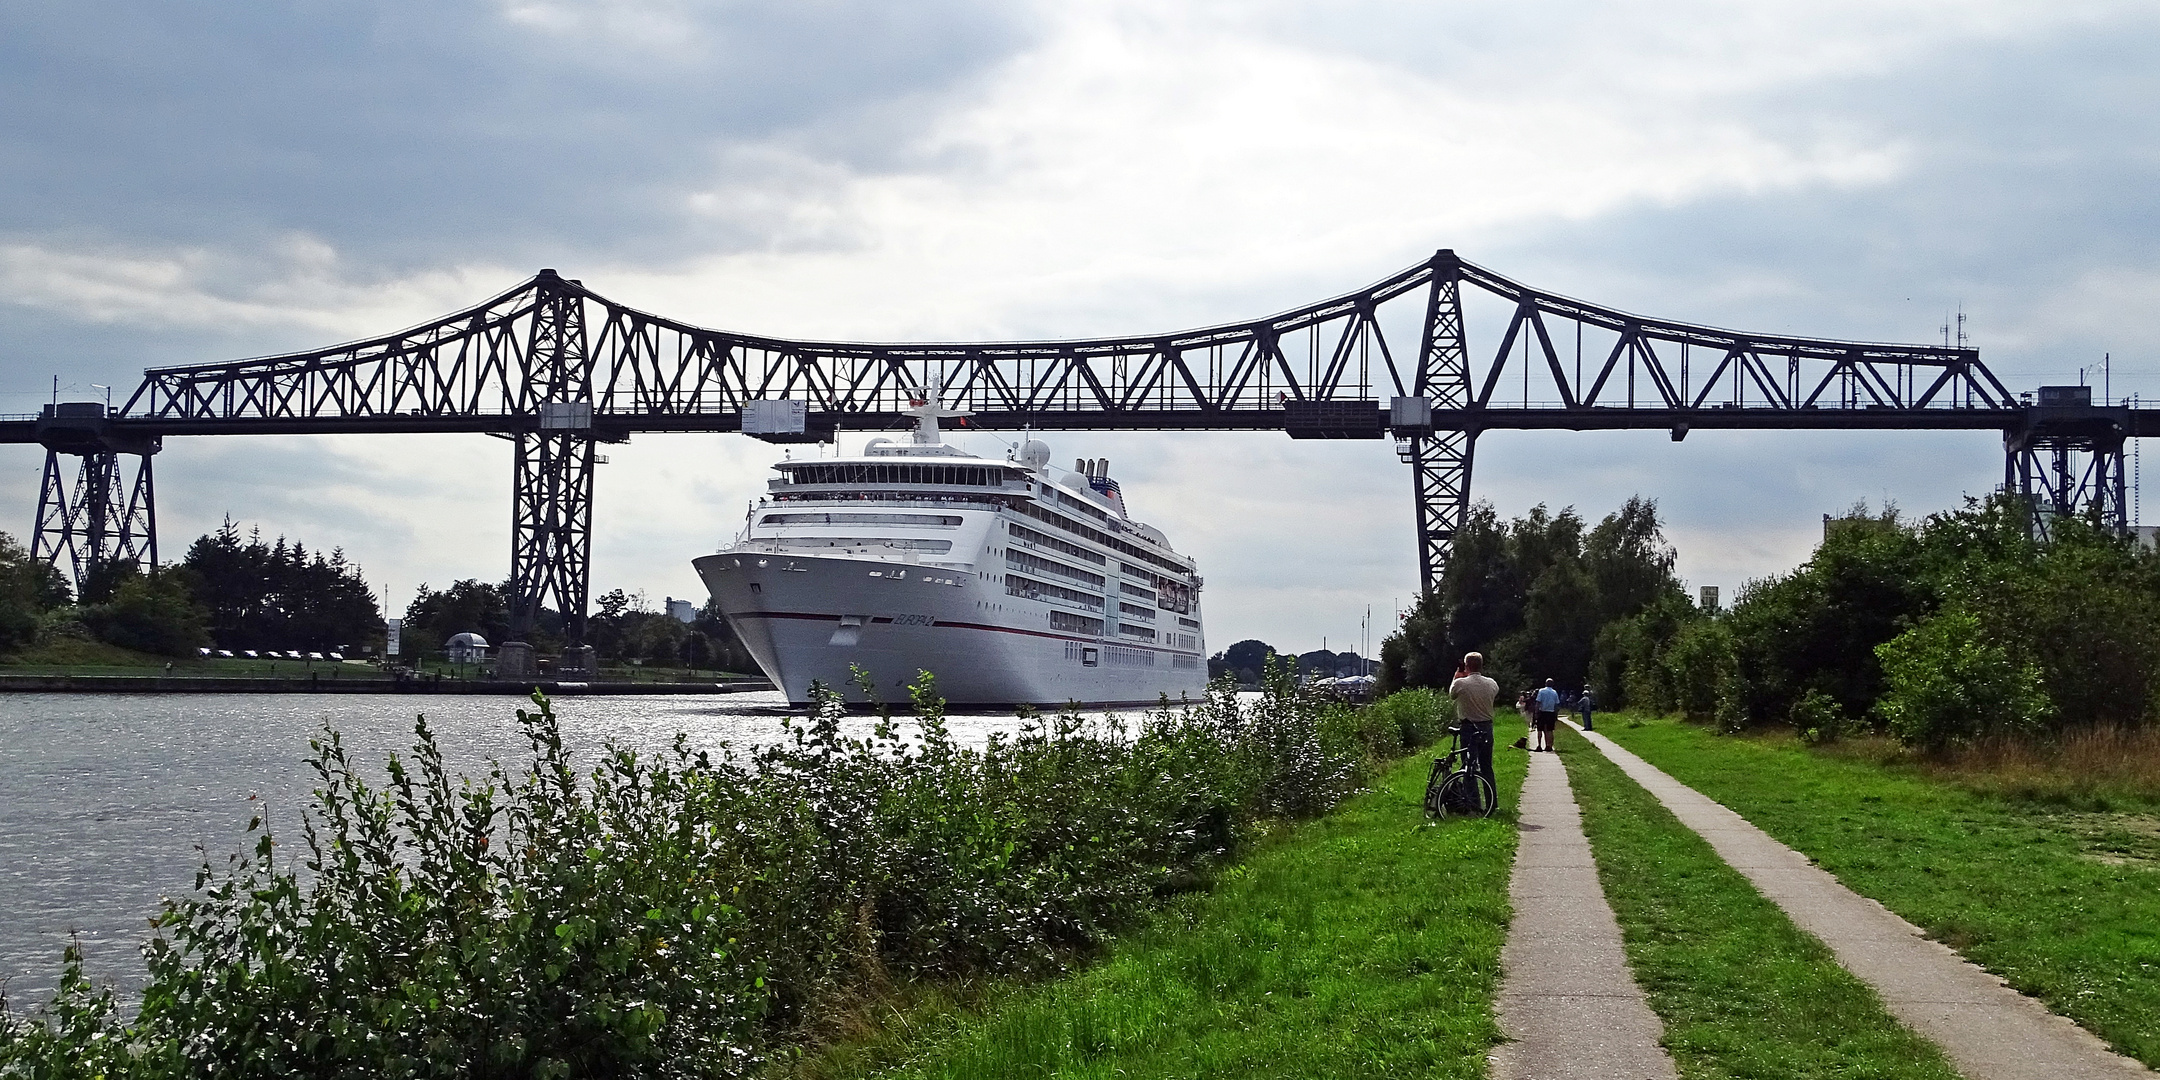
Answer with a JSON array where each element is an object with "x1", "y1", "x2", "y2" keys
[
  {"x1": 1533, "y1": 679, "x2": 1561, "y2": 751},
  {"x1": 1448, "y1": 652, "x2": 1500, "y2": 796}
]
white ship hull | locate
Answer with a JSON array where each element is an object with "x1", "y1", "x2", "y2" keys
[
  {"x1": 693, "y1": 419, "x2": 1207, "y2": 707},
  {"x1": 694, "y1": 548, "x2": 1207, "y2": 707}
]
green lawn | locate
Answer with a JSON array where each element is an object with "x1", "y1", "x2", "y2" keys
[
  {"x1": 0, "y1": 639, "x2": 391, "y2": 678},
  {"x1": 1559, "y1": 726, "x2": 1963, "y2": 1080},
  {"x1": 1596, "y1": 714, "x2": 2160, "y2": 1069},
  {"x1": 816, "y1": 721, "x2": 1530, "y2": 1079}
]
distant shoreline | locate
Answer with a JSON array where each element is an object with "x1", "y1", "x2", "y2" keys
[{"x1": 0, "y1": 674, "x2": 777, "y2": 695}]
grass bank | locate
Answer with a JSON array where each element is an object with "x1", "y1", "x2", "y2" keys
[
  {"x1": 1558, "y1": 726, "x2": 1961, "y2": 1080},
  {"x1": 1596, "y1": 713, "x2": 2160, "y2": 1069},
  {"x1": 1828, "y1": 725, "x2": 2160, "y2": 809},
  {"x1": 806, "y1": 720, "x2": 1529, "y2": 1080}
]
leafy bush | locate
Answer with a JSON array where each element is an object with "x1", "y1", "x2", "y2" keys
[
  {"x1": 0, "y1": 531, "x2": 67, "y2": 655},
  {"x1": 1719, "y1": 509, "x2": 1935, "y2": 728},
  {"x1": 1937, "y1": 513, "x2": 2160, "y2": 727},
  {"x1": 0, "y1": 673, "x2": 1438, "y2": 1076},
  {"x1": 1790, "y1": 689, "x2": 1847, "y2": 746},
  {"x1": 1588, "y1": 591, "x2": 1698, "y2": 711},
  {"x1": 1327, "y1": 687, "x2": 1448, "y2": 767},
  {"x1": 1875, "y1": 608, "x2": 2055, "y2": 751},
  {"x1": 1661, "y1": 619, "x2": 1736, "y2": 727}
]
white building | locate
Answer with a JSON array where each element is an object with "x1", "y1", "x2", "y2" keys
[{"x1": 446, "y1": 632, "x2": 490, "y2": 664}]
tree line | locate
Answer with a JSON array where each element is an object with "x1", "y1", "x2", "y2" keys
[
  {"x1": 1380, "y1": 493, "x2": 2157, "y2": 749},
  {"x1": 1597, "y1": 497, "x2": 2157, "y2": 748},
  {"x1": 399, "y1": 580, "x2": 756, "y2": 673},
  {"x1": 1206, "y1": 639, "x2": 1372, "y2": 685},
  {"x1": 0, "y1": 520, "x2": 382, "y2": 659},
  {"x1": 0, "y1": 520, "x2": 755, "y2": 673},
  {"x1": 1379, "y1": 495, "x2": 1687, "y2": 700}
]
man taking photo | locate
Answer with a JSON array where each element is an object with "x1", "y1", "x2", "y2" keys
[{"x1": 1449, "y1": 652, "x2": 1499, "y2": 797}]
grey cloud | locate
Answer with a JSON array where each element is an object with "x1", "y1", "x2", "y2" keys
[
  {"x1": 0, "y1": 0, "x2": 1033, "y2": 269},
  {"x1": 1475, "y1": 12, "x2": 2160, "y2": 386}
]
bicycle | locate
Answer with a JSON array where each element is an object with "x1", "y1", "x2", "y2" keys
[{"x1": 1424, "y1": 724, "x2": 1498, "y2": 818}]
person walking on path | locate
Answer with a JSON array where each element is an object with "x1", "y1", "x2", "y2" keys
[
  {"x1": 1448, "y1": 652, "x2": 1500, "y2": 796},
  {"x1": 1533, "y1": 679, "x2": 1561, "y2": 751},
  {"x1": 1576, "y1": 688, "x2": 1596, "y2": 732}
]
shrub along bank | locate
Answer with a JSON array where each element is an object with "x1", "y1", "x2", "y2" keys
[{"x1": 0, "y1": 670, "x2": 1451, "y2": 1077}]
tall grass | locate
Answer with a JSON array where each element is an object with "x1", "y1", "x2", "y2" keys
[
  {"x1": 0, "y1": 664, "x2": 1446, "y2": 1077},
  {"x1": 1880, "y1": 723, "x2": 2160, "y2": 806}
]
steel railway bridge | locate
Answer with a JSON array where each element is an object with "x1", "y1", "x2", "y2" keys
[{"x1": 4, "y1": 249, "x2": 2147, "y2": 649}]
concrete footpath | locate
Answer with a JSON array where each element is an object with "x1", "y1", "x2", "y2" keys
[
  {"x1": 1490, "y1": 748, "x2": 1678, "y2": 1080},
  {"x1": 1568, "y1": 720, "x2": 2151, "y2": 1080}
]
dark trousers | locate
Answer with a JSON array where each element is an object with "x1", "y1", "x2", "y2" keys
[{"x1": 1461, "y1": 722, "x2": 1495, "y2": 793}]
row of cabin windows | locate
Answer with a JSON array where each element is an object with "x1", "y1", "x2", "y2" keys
[
  {"x1": 1010, "y1": 522, "x2": 1108, "y2": 565},
  {"x1": 781, "y1": 463, "x2": 1018, "y2": 487},
  {"x1": 1013, "y1": 501, "x2": 1190, "y2": 577},
  {"x1": 1006, "y1": 573, "x2": 1103, "y2": 611},
  {"x1": 1007, "y1": 549, "x2": 1106, "y2": 589}
]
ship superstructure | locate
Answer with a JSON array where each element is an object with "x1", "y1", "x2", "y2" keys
[{"x1": 692, "y1": 397, "x2": 1207, "y2": 706}]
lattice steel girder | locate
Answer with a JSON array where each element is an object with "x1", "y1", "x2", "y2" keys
[
  {"x1": 109, "y1": 254, "x2": 2014, "y2": 433},
  {"x1": 509, "y1": 432, "x2": 595, "y2": 644},
  {"x1": 4, "y1": 406, "x2": 2057, "y2": 442},
  {"x1": 32, "y1": 449, "x2": 157, "y2": 597}
]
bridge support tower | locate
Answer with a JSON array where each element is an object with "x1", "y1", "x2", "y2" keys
[
  {"x1": 506, "y1": 272, "x2": 602, "y2": 648},
  {"x1": 2005, "y1": 387, "x2": 2129, "y2": 540},
  {"x1": 1399, "y1": 250, "x2": 1477, "y2": 596},
  {"x1": 30, "y1": 403, "x2": 159, "y2": 599}
]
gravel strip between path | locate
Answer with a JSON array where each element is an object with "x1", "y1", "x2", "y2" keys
[{"x1": 1569, "y1": 720, "x2": 2151, "y2": 1080}]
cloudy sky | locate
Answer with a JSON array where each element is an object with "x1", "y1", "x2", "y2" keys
[{"x1": 3, "y1": 0, "x2": 2157, "y2": 654}]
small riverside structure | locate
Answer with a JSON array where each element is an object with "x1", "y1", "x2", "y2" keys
[{"x1": 446, "y1": 632, "x2": 490, "y2": 665}]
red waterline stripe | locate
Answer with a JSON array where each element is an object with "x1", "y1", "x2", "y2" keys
[{"x1": 734, "y1": 610, "x2": 1202, "y2": 658}]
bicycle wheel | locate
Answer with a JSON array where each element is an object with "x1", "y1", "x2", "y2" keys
[
  {"x1": 1436, "y1": 770, "x2": 1498, "y2": 819},
  {"x1": 1423, "y1": 756, "x2": 1451, "y2": 816}
]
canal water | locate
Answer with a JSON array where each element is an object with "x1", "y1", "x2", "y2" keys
[{"x1": 0, "y1": 691, "x2": 1057, "y2": 1005}]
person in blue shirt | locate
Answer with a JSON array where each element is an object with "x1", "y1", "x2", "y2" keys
[{"x1": 1533, "y1": 679, "x2": 1560, "y2": 751}]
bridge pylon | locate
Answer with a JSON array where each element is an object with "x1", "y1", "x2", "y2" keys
[
  {"x1": 1403, "y1": 250, "x2": 1476, "y2": 596},
  {"x1": 507, "y1": 273, "x2": 601, "y2": 649},
  {"x1": 2005, "y1": 386, "x2": 2129, "y2": 540},
  {"x1": 30, "y1": 403, "x2": 159, "y2": 599}
]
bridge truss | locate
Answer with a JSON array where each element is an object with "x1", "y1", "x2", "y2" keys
[{"x1": 7, "y1": 250, "x2": 2146, "y2": 645}]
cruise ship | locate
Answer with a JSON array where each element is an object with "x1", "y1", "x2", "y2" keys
[{"x1": 692, "y1": 397, "x2": 1208, "y2": 706}]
